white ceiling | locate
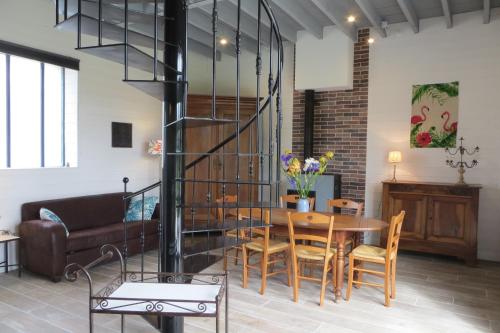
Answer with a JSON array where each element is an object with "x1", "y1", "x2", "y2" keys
[{"x1": 189, "y1": 0, "x2": 500, "y2": 42}]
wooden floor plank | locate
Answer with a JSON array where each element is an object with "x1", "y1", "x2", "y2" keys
[{"x1": 0, "y1": 251, "x2": 498, "y2": 332}]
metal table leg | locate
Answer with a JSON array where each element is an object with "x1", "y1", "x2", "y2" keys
[
  {"x1": 5, "y1": 242, "x2": 8, "y2": 274},
  {"x1": 17, "y1": 239, "x2": 22, "y2": 277}
]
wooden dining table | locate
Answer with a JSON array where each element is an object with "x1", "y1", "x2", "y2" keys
[{"x1": 268, "y1": 208, "x2": 388, "y2": 302}]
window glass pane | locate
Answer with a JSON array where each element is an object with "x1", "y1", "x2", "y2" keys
[
  {"x1": 44, "y1": 64, "x2": 63, "y2": 167},
  {"x1": 0, "y1": 54, "x2": 6, "y2": 168},
  {"x1": 10, "y1": 56, "x2": 41, "y2": 168},
  {"x1": 64, "y1": 68, "x2": 78, "y2": 167}
]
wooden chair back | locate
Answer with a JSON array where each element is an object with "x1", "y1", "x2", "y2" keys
[
  {"x1": 280, "y1": 194, "x2": 316, "y2": 210},
  {"x1": 287, "y1": 212, "x2": 334, "y2": 262},
  {"x1": 216, "y1": 195, "x2": 238, "y2": 220},
  {"x1": 327, "y1": 199, "x2": 363, "y2": 216},
  {"x1": 385, "y1": 211, "x2": 406, "y2": 260},
  {"x1": 238, "y1": 208, "x2": 271, "y2": 248}
]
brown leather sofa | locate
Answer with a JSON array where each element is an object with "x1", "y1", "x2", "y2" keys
[{"x1": 19, "y1": 193, "x2": 158, "y2": 282}]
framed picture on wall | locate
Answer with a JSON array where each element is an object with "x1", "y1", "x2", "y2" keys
[
  {"x1": 111, "y1": 122, "x2": 132, "y2": 148},
  {"x1": 410, "y1": 81, "x2": 459, "y2": 148}
]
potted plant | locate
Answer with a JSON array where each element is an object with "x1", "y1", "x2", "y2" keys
[{"x1": 281, "y1": 150, "x2": 334, "y2": 212}]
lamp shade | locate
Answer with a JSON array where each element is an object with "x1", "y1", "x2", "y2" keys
[
  {"x1": 148, "y1": 139, "x2": 163, "y2": 155},
  {"x1": 388, "y1": 151, "x2": 402, "y2": 163}
]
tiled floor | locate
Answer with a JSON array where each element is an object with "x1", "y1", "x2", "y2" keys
[{"x1": 0, "y1": 251, "x2": 499, "y2": 332}]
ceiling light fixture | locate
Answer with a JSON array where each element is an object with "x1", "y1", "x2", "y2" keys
[
  {"x1": 368, "y1": 37, "x2": 375, "y2": 44},
  {"x1": 220, "y1": 38, "x2": 228, "y2": 45},
  {"x1": 347, "y1": 15, "x2": 356, "y2": 23}
]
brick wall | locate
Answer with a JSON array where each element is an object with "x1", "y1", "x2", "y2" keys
[{"x1": 292, "y1": 29, "x2": 370, "y2": 203}]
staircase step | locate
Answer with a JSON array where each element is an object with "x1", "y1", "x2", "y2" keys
[
  {"x1": 56, "y1": 13, "x2": 172, "y2": 51},
  {"x1": 60, "y1": 0, "x2": 173, "y2": 32},
  {"x1": 78, "y1": 43, "x2": 179, "y2": 76},
  {"x1": 166, "y1": 117, "x2": 239, "y2": 129},
  {"x1": 124, "y1": 79, "x2": 185, "y2": 100},
  {"x1": 184, "y1": 236, "x2": 247, "y2": 258}
]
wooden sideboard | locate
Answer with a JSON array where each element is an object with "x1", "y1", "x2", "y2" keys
[{"x1": 381, "y1": 181, "x2": 481, "y2": 265}]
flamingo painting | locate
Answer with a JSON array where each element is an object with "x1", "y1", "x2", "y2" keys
[
  {"x1": 411, "y1": 106, "x2": 430, "y2": 125},
  {"x1": 410, "y1": 81, "x2": 459, "y2": 148},
  {"x1": 441, "y1": 111, "x2": 458, "y2": 133}
]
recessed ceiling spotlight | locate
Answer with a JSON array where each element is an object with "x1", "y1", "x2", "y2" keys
[
  {"x1": 347, "y1": 15, "x2": 356, "y2": 23},
  {"x1": 368, "y1": 37, "x2": 375, "y2": 44},
  {"x1": 220, "y1": 38, "x2": 228, "y2": 45}
]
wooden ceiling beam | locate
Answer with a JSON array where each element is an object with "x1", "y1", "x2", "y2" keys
[
  {"x1": 271, "y1": 0, "x2": 324, "y2": 39},
  {"x1": 310, "y1": 0, "x2": 357, "y2": 42},
  {"x1": 484, "y1": 0, "x2": 491, "y2": 24},
  {"x1": 396, "y1": 0, "x2": 419, "y2": 33},
  {"x1": 353, "y1": 0, "x2": 387, "y2": 37},
  {"x1": 440, "y1": 0, "x2": 453, "y2": 28}
]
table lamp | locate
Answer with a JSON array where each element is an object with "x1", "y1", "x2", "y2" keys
[{"x1": 388, "y1": 151, "x2": 402, "y2": 182}]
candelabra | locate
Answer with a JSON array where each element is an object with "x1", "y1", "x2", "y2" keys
[{"x1": 445, "y1": 137, "x2": 479, "y2": 185}]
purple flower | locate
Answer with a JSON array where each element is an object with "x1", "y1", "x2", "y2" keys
[
  {"x1": 303, "y1": 158, "x2": 320, "y2": 173},
  {"x1": 288, "y1": 178, "x2": 296, "y2": 188},
  {"x1": 280, "y1": 153, "x2": 294, "y2": 166}
]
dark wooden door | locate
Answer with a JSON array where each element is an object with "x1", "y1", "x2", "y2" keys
[
  {"x1": 184, "y1": 95, "x2": 257, "y2": 219},
  {"x1": 427, "y1": 196, "x2": 472, "y2": 246},
  {"x1": 388, "y1": 192, "x2": 427, "y2": 240}
]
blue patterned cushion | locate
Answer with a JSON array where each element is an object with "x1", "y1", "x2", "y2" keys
[
  {"x1": 39, "y1": 208, "x2": 69, "y2": 236},
  {"x1": 125, "y1": 196, "x2": 159, "y2": 222}
]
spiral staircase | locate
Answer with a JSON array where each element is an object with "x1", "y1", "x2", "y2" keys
[{"x1": 53, "y1": 0, "x2": 284, "y2": 331}]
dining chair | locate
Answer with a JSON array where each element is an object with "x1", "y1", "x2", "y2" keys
[
  {"x1": 241, "y1": 208, "x2": 291, "y2": 295},
  {"x1": 280, "y1": 194, "x2": 316, "y2": 211},
  {"x1": 346, "y1": 210, "x2": 406, "y2": 307},
  {"x1": 287, "y1": 212, "x2": 337, "y2": 306},
  {"x1": 216, "y1": 195, "x2": 241, "y2": 271},
  {"x1": 326, "y1": 198, "x2": 364, "y2": 250},
  {"x1": 326, "y1": 199, "x2": 364, "y2": 217}
]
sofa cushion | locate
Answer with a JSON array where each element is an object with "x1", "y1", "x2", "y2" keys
[
  {"x1": 66, "y1": 220, "x2": 158, "y2": 252},
  {"x1": 22, "y1": 193, "x2": 127, "y2": 232},
  {"x1": 40, "y1": 208, "x2": 69, "y2": 237},
  {"x1": 125, "y1": 196, "x2": 159, "y2": 221}
]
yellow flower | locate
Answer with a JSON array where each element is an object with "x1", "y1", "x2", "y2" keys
[
  {"x1": 319, "y1": 156, "x2": 327, "y2": 165},
  {"x1": 288, "y1": 158, "x2": 301, "y2": 174},
  {"x1": 284, "y1": 149, "x2": 292, "y2": 155},
  {"x1": 325, "y1": 151, "x2": 334, "y2": 160}
]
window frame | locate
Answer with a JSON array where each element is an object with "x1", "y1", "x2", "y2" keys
[{"x1": 0, "y1": 40, "x2": 79, "y2": 169}]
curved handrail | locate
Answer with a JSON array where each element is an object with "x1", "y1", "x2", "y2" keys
[
  {"x1": 185, "y1": 0, "x2": 284, "y2": 171},
  {"x1": 119, "y1": 0, "x2": 284, "y2": 191},
  {"x1": 123, "y1": 180, "x2": 161, "y2": 200}
]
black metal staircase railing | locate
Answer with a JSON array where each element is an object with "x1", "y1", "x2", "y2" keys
[{"x1": 53, "y1": 2, "x2": 283, "y2": 330}]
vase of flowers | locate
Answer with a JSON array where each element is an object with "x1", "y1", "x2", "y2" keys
[
  {"x1": 296, "y1": 198, "x2": 310, "y2": 213},
  {"x1": 281, "y1": 150, "x2": 334, "y2": 212}
]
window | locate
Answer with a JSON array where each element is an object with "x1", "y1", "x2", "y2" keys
[{"x1": 0, "y1": 41, "x2": 79, "y2": 169}]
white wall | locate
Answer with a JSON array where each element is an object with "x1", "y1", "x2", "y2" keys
[
  {"x1": 365, "y1": 9, "x2": 500, "y2": 261},
  {"x1": 295, "y1": 26, "x2": 353, "y2": 91},
  {"x1": 0, "y1": 0, "x2": 163, "y2": 268},
  {"x1": 188, "y1": 50, "x2": 261, "y2": 97}
]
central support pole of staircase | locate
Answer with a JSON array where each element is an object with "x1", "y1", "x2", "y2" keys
[{"x1": 160, "y1": 0, "x2": 187, "y2": 332}]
